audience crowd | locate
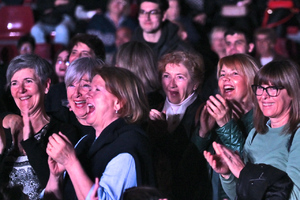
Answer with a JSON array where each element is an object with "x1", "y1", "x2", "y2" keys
[{"x1": 0, "y1": 0, "x2": 300, "y2": 200}]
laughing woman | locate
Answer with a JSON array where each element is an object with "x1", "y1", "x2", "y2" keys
[
  {"x1": 44, "y1": 66, "x2": 155, "y2": 200},
  {"x1": 205, "y1": 60, "x2": 300, "y2": 199},
  {"x1": 193, "y1": 54, "x2": 259, "y2": 153},
  {"x1": 0, "y1": 54, "x2": 79, "y2": 199}
]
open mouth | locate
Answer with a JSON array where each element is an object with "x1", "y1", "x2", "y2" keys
[
  {"x1": 262, "y1": 102, "x2": 274, "y2": 106},
  {"x1": 74, "y1": 100, "x2": 86, "y2": 108},
  {"x1": 169, "y1": 91, "x2": 179, "y2": 96},
  {"x1": 59, "y1": 67, "x2": 66, "y2": 72},
  {"x1": 20, "y1": 96, "x2": 31, "y2": 100},
  {"x1": 223, "y1": 85, "x2": 234, "y2": 93},
  {"x1": 87, "y1": 103, "x2": 95, "y2": 114}
]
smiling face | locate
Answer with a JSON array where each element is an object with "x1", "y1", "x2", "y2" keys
[
  {"x1": 10, "y1": 68, "x2": 48, "y2": 116},
  {"x1": 69, "y1": 42, "x2": 95, "y2": 64},
  {"x1": 218, "y1": 64, "x2": 249, "y2": 102},
  {"x1": 257, "y1": 84, "x2": 292, "y2": 123},
  {"x1": 138, "y1": 2, "x2": 163, "y2": 34},
  {"x1": 55, "y1": 50, "x2": 69, "y2": 82},
  {"x1": 86, "y1": 75, "x2": 119, "y2": 131},
  {"x1": 67, "y1": 74, "x2": 91, "y2": 123},
  {"x1": 162, "y1": 63, "x2": 196, "y2": 104}
]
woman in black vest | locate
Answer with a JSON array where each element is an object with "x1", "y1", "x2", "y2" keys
[{"x1": 44, "y1": 64, "x2": 155, "y2": 200}]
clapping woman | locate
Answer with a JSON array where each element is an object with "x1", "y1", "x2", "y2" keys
[
  {"x1": 194, "y1": 54, "x2": 259, "y2": 153},
  {"x1": 204, "y1": 60, "x2": 300, "y2": 199},
  {"x1": 44, "y1": 66, "x2": 155, "y2": 199},
  {"x1": 0, "y1": 54, "x2": 79, "y2": 199}
]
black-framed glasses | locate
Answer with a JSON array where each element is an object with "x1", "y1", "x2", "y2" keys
[
  {"x1": 138, "y1": 9, "x2": 161, "y2": 18},
  {"x1": 251, "y1": 85, "x2": 284, "y2": 97}
]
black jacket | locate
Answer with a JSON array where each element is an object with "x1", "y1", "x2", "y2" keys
[
  {"x1": 236, "y1": 162, "x2": 293, "y2": 200},
  {"x1": 63, "y1": 118, "x2": 155, "y2": 200},
  {"x1": 132, "y1": 20, "x2": 194, "y2": 59}
]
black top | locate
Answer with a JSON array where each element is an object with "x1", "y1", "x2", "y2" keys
[
  {"x1": 63, "y1": 118, "x2": 155, "y2": 200},
  {"x1": 132, "y1": 20, "x2": 195, "y2": 59},
  {"x1": 0, "y1": 117, "x2": 80, "y2": 188}
]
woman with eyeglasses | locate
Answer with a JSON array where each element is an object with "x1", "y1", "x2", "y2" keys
[
  {"x1": 53, "y1": 48, "x2": 70, "y2": 84},
  {"x1": 204, "y1": 60, "x2": 300, "y2": 199}
]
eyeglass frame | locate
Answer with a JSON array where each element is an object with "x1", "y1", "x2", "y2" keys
[
  {"x1": 56, "y1": 59, "x2": 70, "y2": 66},
  {"x1": 251, "y1": 85, "x2": 285, "y2": 97},
  {"x1": 138, "y1": 9, "x2": 162, "y2": 19}
]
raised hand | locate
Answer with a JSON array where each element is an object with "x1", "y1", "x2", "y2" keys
[
  {"x1": 199, "y1": 105, "x2": 216, "y2": 138},
  {"x1": 149, "y1": 109, "x2": 166, "y2": 121},
  {"x1": 47, "y1": 132, "x2": 76, "y2": 168},
  {"x1": 215, "y1": 143, "x2": 245, "y2": 178},
  {"x1": 204, "y1": 142, "x2": 230, "y2": 175},
  {"x1": 206, "y1": 94, "x2": 231, "y2": 127}
]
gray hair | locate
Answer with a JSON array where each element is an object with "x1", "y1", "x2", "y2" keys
[
  {"x1": 65, "y1": 57, "x2": 105, "y2": 87},
  {"x1": 6, "y1": 54, "x2": 52, "y2": 88}
]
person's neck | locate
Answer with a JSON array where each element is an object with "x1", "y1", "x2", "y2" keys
[
  {"x1": 270, "y1": 109, "x2": 290, "y2": 128},
  {"x1": 259, "y1": 50, "x2": 274, "y2": 58},
  {"x1": 217, "y1": 50, "x2": 226, "y2": 59},
  {"x1": 143, "y1": 29, "x2": 162, "y2": 43},
  {"x1": 94, "y1": 116, "x2": 119, "y2": 138},
  {"x1": 58, "y1": 77, "x2": 64, "y2": 83},
  {"x1": 27, "y1": 109, "x2": 50, "y2": 133}
]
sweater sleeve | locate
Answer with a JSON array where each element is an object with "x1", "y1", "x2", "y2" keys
[
  {"x1": 286, "y1": 129, "x2": 300, "y2": 199},
  {"x1": 21, "y1": 137, "x2": 50, "y2": 188},
  {"x1": 215, "y1": 110, "x2": 253, "y2": 154}
]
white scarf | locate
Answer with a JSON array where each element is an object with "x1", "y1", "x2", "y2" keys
[{"x1": 163, "y1": 92, "x2": 197, "y2": 132}]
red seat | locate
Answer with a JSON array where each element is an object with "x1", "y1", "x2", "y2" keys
[{"x1": 0, "y1": 5, "x2": 34, "y2": 42}]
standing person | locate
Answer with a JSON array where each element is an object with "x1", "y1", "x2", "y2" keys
[
  {"x1": 31, "y1": 0, "x2": 76, "y2": 46},
  {"x1": 44, "y1": 66, "x2": 155, "y2": 200},
  {"x1": 204, "y1": 59, "x2": 300, "y2": 199},
  {"x1": 131, "y1": 0, "x2": 194, "y2": 60},
  {"x1": 149, "y1": 51, "x2": 211, "y2": 200},
  {"x1": 0, "y1": 54, "x2": 79, "y2": 199}
]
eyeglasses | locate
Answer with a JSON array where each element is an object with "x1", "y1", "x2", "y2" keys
[
  {"x1": 138, "y1": 9, "x2": 161, "y2": 18},
  {"x1": 57, "y1": 59, "x2": 70, "y2": 66},
  {"x1": 251, "y1": 85, "x2": 284, "y2": 97}
]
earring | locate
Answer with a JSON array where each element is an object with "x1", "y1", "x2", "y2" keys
[{"x1": 115, "y1": 110, "x2": 118, "y2": 114}]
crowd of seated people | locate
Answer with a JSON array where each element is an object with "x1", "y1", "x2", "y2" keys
[{"x1": 1, "y1": 0, "x2": 300, "y2": 200}]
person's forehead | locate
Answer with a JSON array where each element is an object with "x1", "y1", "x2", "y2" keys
[
  {"x1": 225, "y1": 33, "x2": 246, "y2": 41},
  {"x1": 140, "y1": 1, "x2": 160, "y2": 10}
]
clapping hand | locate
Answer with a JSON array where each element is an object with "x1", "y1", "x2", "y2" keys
[{"x1": 206, "y1": 94, "x2": 232, "y2": 127}]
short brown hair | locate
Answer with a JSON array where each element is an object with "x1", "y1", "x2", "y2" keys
[
  {"x1": 92, "y1": 66, "x2": 149, "y2": 123},
  {"x1": 158, "y1": 51, "x2": 205, "y2": 93}
]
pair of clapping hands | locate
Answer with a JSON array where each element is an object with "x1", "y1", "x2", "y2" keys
[{"x1": 199, "y1": 94, "x2": 244, "y2": 137}]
